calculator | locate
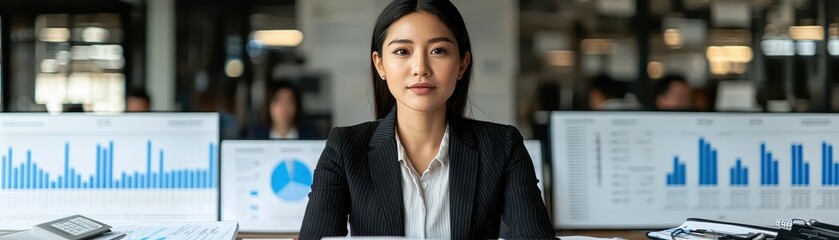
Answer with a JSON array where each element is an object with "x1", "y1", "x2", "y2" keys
[{"x1": 31, "y1": 215, "x2": 112, "y2": 240}]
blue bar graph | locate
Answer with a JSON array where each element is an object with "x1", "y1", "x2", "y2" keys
[
  {"x1": 2, "y1": 156, "x2": 7, "y2": 189},
  {"x1": 730, "y1": 158, "x2": 748, "y2": 186},
  {"x1": 760, "y1": 143, "x2": 780, "y2": 186},
  {"x1": 666, "y1": 156, "x2": 686, "y2": 186},
  {"x1": 791, "y1": 144, "x2": 810, "y2": 186},
  {"x1": 823, "y1": 142, "x2": 839, "y2": 186},
  {"x1": 0, "y1": 141, "x2": 217, "y2": 190},
  {"x1": 698, "y1": 138, "x2": 718, "y2": 186}
]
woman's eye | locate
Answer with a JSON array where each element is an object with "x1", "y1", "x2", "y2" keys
[
  {"x1": 431, "y1": 48, "x2": 448, "y2": 55},
  {"x1": 393, "y1": 49, "x2": 409, "y2": 56}
]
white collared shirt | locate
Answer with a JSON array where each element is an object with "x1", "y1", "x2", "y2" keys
[
  {"x1": 395, "y1": 125, "x2": 451, "y2": 239},
  {"x1": 269, "y1": 128, "x2": 299, "y2": 139}
]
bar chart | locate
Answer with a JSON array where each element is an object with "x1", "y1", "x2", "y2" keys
[
  {"x1": 697, "y1": 138, "x2": 718, "y2": 186},
  {"x1": 730, "y1": 159, "x2": 748, "y2": 186},
  {"x1": 822, "y1": 142, "x2": 839, "y2": 186},
  {"x1": 790, "y1": 144, "x2": 810, "y2": 186},
  {"x1": 666, "y1": 156, "x2": 686, "y2": 186},
  {"x1": 0, "y1": 113, "x2": 219, "y2": 230},
  {"x1": 665, "y1": 140, "x2": 820, "y2": 188},
  {"x1": 760, "y1": 143, "x2": 780, "y2": 186},
  {"x1": 552, "y1": 112, "x2": 839, "y2": 228},
  {"x1": 0, "y1": 141, "x2": 216, "y2": 190}
]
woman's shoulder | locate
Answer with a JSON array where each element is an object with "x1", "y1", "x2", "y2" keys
[
  {"x1": 331, "y1": 119, "x2": 381, "y2": 136},
  {"x1": 452, "y1": 118, "x2": 524, "y2": 150},
  {"x1": 455, "y1": 118, "x2": 521, "y2": 137},
  {"x1": 454, "y1": 118, "x2": 526, "y2": 163},
  {"x1": 323, "y1": 119, "x2": 383, "y2": 147}
]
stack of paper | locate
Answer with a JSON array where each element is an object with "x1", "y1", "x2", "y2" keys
[
  {"x1": 0, "y1": 222, "x2": 238, "y2": 240},
  {"x1": 647, "y1": 218, "x2": 777, "y2": 239},
  {"x1": 113, "y1": 222, "x2": 238, "y2": 240}
]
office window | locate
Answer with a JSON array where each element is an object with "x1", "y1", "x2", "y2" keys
[{"x1": 33, "y1": 13, "x2": 125, "y2": 113}]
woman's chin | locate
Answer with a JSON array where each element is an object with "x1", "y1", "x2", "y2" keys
[{"x1": 398, "y1": 101, "x2": 447, "y2": 114}]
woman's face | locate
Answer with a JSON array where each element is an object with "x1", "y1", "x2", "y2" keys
[
  {"x1": 270, "y1": 88, "x2": 296, "y2": 126},
  {"x1": 372, "y1": 11, "x2": 470, "y2": 115}
]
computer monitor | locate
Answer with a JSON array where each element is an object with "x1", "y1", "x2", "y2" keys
[
  {"x1": 0, "y1": 112, "x2": 220, "y2": 230},
  {"x1": 551, "y1": 111, "x2": 839, "y2": 229},
  {"x1": 220, "y1": 140, "x2": 325, "y2": 232},
  {"x1": 523, "y1": 140, "x2": 546, "y2": 201}
]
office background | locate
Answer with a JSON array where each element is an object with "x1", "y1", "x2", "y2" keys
[
  {"x1": 2, "y1": 0, "x2": 839, "y2": 238},
  {"x1": 4, "y1": 0, "x2": 839, "y2": 133}
]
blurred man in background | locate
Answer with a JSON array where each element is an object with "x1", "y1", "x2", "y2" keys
[
  {"x1": 654, "y1": 75, "x2": 694, "y2": 111},
  {"x1": 125, "y1": 88, "x2": 151, "y2": 112},
  {"x1": 588, "y1": 75, "x2": 641, "y2": 110}
]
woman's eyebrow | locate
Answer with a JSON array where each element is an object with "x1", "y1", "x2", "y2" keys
[
  {"x1": 387, "y1": 39, "x2": 413, "y2": 46},
  {"x1": 387, "y1": 37, "x2": 453, "y2": 46},
  {"x1": 427, "y1": 37, "x2": 453, "y2": 44}
]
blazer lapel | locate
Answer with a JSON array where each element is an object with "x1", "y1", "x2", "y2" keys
[
  {"x1": 448, "y1": 118, "x2": 480, "y2": 239},
  {"x1": 367, "y1": 109, "x2": 405, "y2": 236}
]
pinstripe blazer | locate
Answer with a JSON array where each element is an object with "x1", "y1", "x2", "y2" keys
[{"x1": 299, "y1": 109, "x2": 555, "y2": 239}]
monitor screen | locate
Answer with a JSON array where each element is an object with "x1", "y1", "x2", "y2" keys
[
  {"x1": 551, "y1": 112, "x2": 839, "y2": 229},
  {"x1": 220, "y1": 140, "x2": 325, "y2": 232},
  {"x1": 0, "y1": 113, "x2": 219, "y2": 230}
]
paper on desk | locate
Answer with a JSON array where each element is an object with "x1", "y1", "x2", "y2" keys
[
  {"x1": 647, "y1": 228, "x2": 706, "y2": 240},
  {"x1": 678, "y1": 220, "x2": 776, "y2": 236},
  {"x1": 647, "y1": 219, "x2": 777, "y2": 240},
  {"x1": 112, "y1": 221, "x2": 238, "y2": 240},
  {"x1": 557, "y1": 236, "x2": 625, "y2": 240}
]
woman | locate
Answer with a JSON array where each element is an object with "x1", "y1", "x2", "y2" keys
[
  {"x1": 300, "y1": 0, "x2": 554, "y2": 239},
  {"x1": 247, "y1": 82, "x2": 319, "y2": 139}
]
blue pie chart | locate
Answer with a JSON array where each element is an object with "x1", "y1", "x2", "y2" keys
[{"x1": 270, "y1": 159, "x2": 313, "y2": 201}]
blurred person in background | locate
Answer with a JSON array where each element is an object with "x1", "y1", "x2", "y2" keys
[
  {"x1": 247, "y1": 81, "x2": 318, "y2": 139},
  {"x1": 654, "y1": 75, "x2": 694, "y2": 111},
  {"x1": 588, "y1": 74, "x2": 641, "y2": 110},
  {"x1": 126, "y1": 88, "x2": 151, "y2": 112}
]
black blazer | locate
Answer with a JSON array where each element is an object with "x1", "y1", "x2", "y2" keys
[{"x1": 300, "y1": 109, "x2": 554, "y2": 239}]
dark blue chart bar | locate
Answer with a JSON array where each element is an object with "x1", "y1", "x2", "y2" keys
[
  {"x1": 761, "y1": 143, "x2": 779, "y2": 186},
  {"x1": 0, "y1": 141, "x2": 217, "y2": 190},
  {"x1": 791, "y1": 144, "x2": 810, "y2": 186},
  {"x1": 823, "y1": 142, "x2": 839, "y2": 186},
  {"x1": 730, "y1": 158, "x2": 748, "y2": 186},
  {"x1": 666, "y1": 156, "x2": 686, "y2": 186},
  {"x1": 698, "y1": 138, "x2": 718, "y2": 186}
]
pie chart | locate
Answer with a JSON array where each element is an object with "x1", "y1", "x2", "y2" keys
[{"x1": 271, "y1": 159, "x2": 313, "y2": 201}]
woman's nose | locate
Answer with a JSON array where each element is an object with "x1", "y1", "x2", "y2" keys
[{"x1": 411, "y1": 54, "x2": 431, "y2": 77}]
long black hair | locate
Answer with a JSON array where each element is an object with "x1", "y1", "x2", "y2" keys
[{"x1": 370, "y1": 0, "x2": 473, "y2": 119}]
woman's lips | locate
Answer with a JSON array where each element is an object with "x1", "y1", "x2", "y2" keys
[{"x1": 407, "y1": 83, "x2": 436, "y2": 95}]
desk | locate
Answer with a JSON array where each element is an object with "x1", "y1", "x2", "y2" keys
[
  {"x1": 555, "y1": 230, "x2": 650, "y2": 239},
  {"x1": 1, "y1": 230, "x2": 653, "y2": 240},
  {"x1": 235, "y1": 230, "x2": 653, "y2": 240}
]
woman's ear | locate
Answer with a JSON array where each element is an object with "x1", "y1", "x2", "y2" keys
[
  {"x1": 458, "y1": 51, "x2": 471, "y2": 80},
  {"x1": 372, "y1": 51, "x2": 386, "y2": 80}
]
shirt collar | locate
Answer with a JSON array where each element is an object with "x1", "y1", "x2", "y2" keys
[
  {"x1": 270, "y1": 128, "x2": 299, "y2": 139},
  {"x1": 395, "y1": 124, "x2": 450, "y2": 167}
]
